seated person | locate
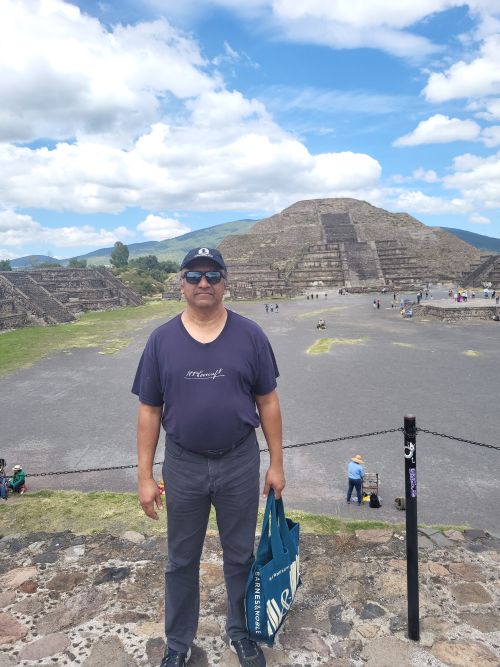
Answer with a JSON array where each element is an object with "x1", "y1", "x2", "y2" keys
[{"x1": 9, "y1": 465, "x2": 26, "y2": 493}]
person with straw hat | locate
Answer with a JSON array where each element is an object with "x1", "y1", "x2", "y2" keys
[{"x1": 347, "y1": 454, "x2": 365, "y2": 505}]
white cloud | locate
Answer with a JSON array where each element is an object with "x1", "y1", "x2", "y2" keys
[
  {"x1": 394, "y1": 190, "x2": 469, "y2": 214},
  {"x1": 424, "y1": 34, "x2": 500, "y2": 102},
  {"x1": 444, "y1": 151, "x2": 500, "y2": 208},
  {"x1": 0, "y1": 0, "x2": 217, "y2": 145},
  {"x1": 137, "y1": 214, "x2": 191, "y2": 240},
  {"x1": 412, "y1": 168, "x2": 440, "y2": 182},
  {"x1": 469, "y1": 213, "x2": 490, "y2": 224},
  {"x1": 394, "y1": 115, "x2": 481, "y2": 146},
  {"x1": 481, "y1": 125, "x2": 500, "y2": 146},
  {"x1": 0, "y1": 249, "x2": 17, "y2": 260},
  {"x1": 0, "y1": 210, "x2": 130, "y2": 249},
  {"x1": 0, "y1": 86, "x2": 382, "y2": 213}
]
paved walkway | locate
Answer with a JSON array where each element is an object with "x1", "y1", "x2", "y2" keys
[{"x1": 0, "y1": 526, "x2": 499, "y2": 666}]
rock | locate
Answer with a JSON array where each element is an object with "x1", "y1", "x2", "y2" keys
[
  {"x1": 12, "y1": 596, "x2": 43, "y2": 616},
  {"x1": 18, "y1": 579, "x2": 37, "y2": 593},
  {"x1": 360, "y1": 602, "x2": 386, "y2": 619},
  {"x1": 18, "y1": 632, "x2": 70, "y2": 661},
  {"x1": 362, "y1": 637, "x2": 413, "y2": 666},
  {"x1": 197, "y1": 617, "x2": 221, "y2": 636},
  {"x1": 421, "y1": 616, "x2": 454, "y2": 635},
  {"x1": 354, "y1": 622, "x2": 381, "y2": 639},
  {"x1": 37, "y1": 589, "x2": 107, "y2": 633},
  {"x1": 432, "y1": 640, "x2": 499, "y2": 666},
  {"x1": 424, "y1": 562, "x2": 449, "y2": 577},
  {"x1": 82, "y1": 636, "x2": 137, "y2": 666},
  {"x1": 428, "y1": 532, "x2": 453, "y2": 548},
  {"x1": 32, "y1": 551, "x2": 59, "y2": 564},
  {"x1": 355, "y1": 529, "x2": 393, "y2": 543},
  {"x1": 0, "y1": 590, "x2": 16, "y2": 607},
  {"x1": 0, "y1": 611, "x2": 28, "y2": 644},
  {"x1": 450, "y1": 582, "x2": 493, "y2": 605},
  {"x1": 443, "y1": 530, "x2": 464, "y2": 541},
  {"x1": 377, "y1": 572, "x2": 407, "y2": 597},
  {"x1": 189, "y1": 645, "x2": 210, "y2": 666},
  {"x1": 199, "y1": 562, "x2": 225, "y2": 588},
  {"x1": 134, "y1": 621, "x2": 163, "y2": 637},
  {"x1": 0, "y1": 566, "x2": 37, "y2": 590},
  {"x1": 106, "y1": 611, "x2": 151, "y2": 624},
  {"x1": 47, "y1": 571, "x2": 86, "y2": 591},
  {"x1": 459, "y1": 612, "x2": 500, "y2": 633},
  {"x1": 94, "y1": 566, "x2": 131, "y2": 585},
  {"x1": 121, "y1": 531, "x2": 145, "y2": 544},
  {"x1": 329, "y1": 619, "x2": 352, "y2": 637},
  {"x1": 447, "y1": 562, "x2": 485, "y2": 581},
  {"x1": 64, "y1": 545, "x2": 85, "y2": 561},
  {"x1": 146, "y1": 637, "x2": 165, "y2": 666},
  {"x1": 279, "y1": 628, "x2": 331, "y2": 656},
  {"x1": 464, "y1": 528, "x2": 487, "y2": 540}
]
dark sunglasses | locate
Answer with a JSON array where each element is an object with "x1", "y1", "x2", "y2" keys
[{"x1": 183, "y1": 270, "x2": 224, "y2": 285}]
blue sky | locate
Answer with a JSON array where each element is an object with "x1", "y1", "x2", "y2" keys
[{"x1": 1, "y1": 1, "x2": 500, "y2": 260}]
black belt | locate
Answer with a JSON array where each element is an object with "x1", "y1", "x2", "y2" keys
[{"x1": 178, "y1": 429, "x2": 254, "y2": 459}]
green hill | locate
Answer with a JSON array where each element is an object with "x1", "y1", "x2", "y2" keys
[
  {"x1": 78, "y1": 218, "x2": 258, "y2": 265},
  {"x1": 437, "y1": 227, "x2": 500, "y2": 253},
  {"x1": 10, "y1": 255, "x2": 64, "y2": 269}
]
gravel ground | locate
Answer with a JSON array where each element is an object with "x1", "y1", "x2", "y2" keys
[{"x1": 1, "y1": 289, "x2": 499, "y2": 532}]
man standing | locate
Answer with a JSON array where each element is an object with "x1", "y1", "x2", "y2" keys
[
  {"x1": 132, "y1": 248, "x2": 285, "y2": 667},
  {"x1": 346, "y1": 454, "x2": 365, "y2": 505}
]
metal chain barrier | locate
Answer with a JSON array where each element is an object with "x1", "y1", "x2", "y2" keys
[
  {"x1": 23, "y1": 425, "x2": 498, "y2": 478},
  {"x1": 416, "y1": 428, "x2": 500, "y2": 452}
]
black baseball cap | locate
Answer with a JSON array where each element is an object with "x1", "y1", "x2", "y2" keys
[{"x1": 180, "y1": 247, "x2": 227, "y2": 271}]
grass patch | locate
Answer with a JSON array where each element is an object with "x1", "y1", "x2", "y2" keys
[
  {"x1": 307, "y1": 337, "x2": 366, "y2": 354},
  {"x1": 0, "y1": 301, "x2": 183, "y2": 377},
  {"x1": 298, "y1": 307, "x2": 348, "y2": 319},
  {"x1": 0, "y1": 491, "x2": 405, "y2": 537},
  {"x1": 463, "y1": 350, "x2": 480, "y2": 357}
]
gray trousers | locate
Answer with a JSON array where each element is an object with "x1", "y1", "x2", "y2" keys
[{"x1": 162, "y1": 430, "x2": 260, "y2": 653}]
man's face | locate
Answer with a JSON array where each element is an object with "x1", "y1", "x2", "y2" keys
[{"x1": 181, "y1": 260, "x2": 226, "y2": 309}]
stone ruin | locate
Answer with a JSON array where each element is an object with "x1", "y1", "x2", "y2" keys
[
  {"x1": 0, "y1": 267, "x2": 143, "y2": 330},
  {"x1": 218, "y1": 198, "x2": 482, "y2": 298},
  {"x1": 462, "y1": 253, "x2": 500, "y2": 289}
]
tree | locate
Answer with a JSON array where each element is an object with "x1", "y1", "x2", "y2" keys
[
  {"x1": 0, "y1": 259, "x2": 12, "y2": 271},
  {"x1": 68, "y1": 257, "x2": 87, "y2": 268},
  {"x1": 110, "y1": 241, "x2": 129, "y2": 268}
]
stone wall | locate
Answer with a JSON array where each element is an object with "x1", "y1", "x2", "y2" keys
[{"x1": 0, "y1": 268, "x2": 143, "y2": 330}]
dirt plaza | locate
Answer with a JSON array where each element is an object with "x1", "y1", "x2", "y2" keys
[{"x1": 1, "y1": 289, "x2": 499, "y2": 532}]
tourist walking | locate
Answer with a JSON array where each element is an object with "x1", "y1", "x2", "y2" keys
[
  {"x1": 133, "y1": 247, "x2": 284, "y2": 667},
  {"x1": 347, "y1": 454, "x2": 365, "y2": 505}
]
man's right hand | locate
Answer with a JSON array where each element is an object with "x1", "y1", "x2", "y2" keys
[{"x1": 138, "y1": 478, "x2": 163, "y2": 520}]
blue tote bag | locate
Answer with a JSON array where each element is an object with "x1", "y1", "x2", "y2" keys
[{"x1": 245, "y1": 490, "x2": 301, "y2": 645}]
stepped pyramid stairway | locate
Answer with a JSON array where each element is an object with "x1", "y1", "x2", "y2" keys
[
  {"x1": 461, "y1": 254, "x2": 500, "y2": 288},
  {"x1": 0, "y1": 268, "x2": 143, "y2": 330},
  {"x1": 1, "y1": 272, "x2": 74, "y2": 324},
  {"x1": 321, "y1": 213, "x2": 384, "y2": 286}
]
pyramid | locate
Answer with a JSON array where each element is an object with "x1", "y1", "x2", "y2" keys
[{"x1": 218, "y1": 198, "x2": 481, "y2": 297}]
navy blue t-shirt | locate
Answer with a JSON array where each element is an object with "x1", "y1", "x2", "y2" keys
[{"x1": 131, "y1": 310, "x2": 279, "y2": 452}]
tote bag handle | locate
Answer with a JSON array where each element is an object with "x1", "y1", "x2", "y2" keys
[
  {"x1": 256, "y1": 489, "x2": 285, "y2": 562},
  {"x1": 275, "y1": 497, "x2": 296, "y2": 555}
]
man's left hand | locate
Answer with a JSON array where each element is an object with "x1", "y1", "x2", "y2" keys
[{"x1": 263, "y1": 465, "x2": 286, "y2": 499}]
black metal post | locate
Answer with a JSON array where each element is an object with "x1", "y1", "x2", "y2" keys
[{"x1": 404, "y1": 415, "x2": 420, "y2": 641}]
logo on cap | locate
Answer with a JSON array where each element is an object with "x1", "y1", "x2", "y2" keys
[{"x1": 198, "y1": 248, "x2": 210, "y2": 256}]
